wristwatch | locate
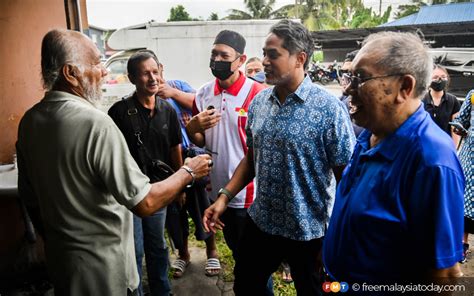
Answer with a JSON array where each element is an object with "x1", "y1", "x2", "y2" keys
[
  {"x1": 218, "y1": 188, "x2": 235, "y2": 202},
  {"x1": 180, "y1": 165, "x2": 195, "y2": 188}
]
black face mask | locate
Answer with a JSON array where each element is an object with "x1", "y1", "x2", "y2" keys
[
  {"x1": 430, "y1": 79, "x2": 447, "y2": 92},
  {"x1": 209, "y1": 58, "x2": 237, "y2": 81}
]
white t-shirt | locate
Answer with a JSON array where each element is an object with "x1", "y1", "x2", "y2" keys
[{"x1": 193, "y1": 74, "x2": 264, "y2": 208}]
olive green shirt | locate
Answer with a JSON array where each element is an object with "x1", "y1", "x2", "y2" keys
[{"x1": 17, "y1": 91, "x2": 151, "y2": 295}]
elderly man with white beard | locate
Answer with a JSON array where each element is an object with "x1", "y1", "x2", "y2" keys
[{"x1": 16, "y1": 29, "x2": 212, "y2": 296}]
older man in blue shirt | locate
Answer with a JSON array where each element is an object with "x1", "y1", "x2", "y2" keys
[
  {"x1": 323, "y1": 31, "x2": 464, "y2": 286},
  {"x1": 203, "y1": 20, "x2": 355, "y2": 295}
]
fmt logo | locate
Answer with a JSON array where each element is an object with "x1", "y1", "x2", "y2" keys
[{"x1": 322, "y1": 281, "x2": 349, "y2": 293}]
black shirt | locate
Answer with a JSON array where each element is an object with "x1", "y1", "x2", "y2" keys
[
  {"x1": 108, "y1": 93, "x2": 182, "y2": 171},
  {"x1": 422, "y1": 91, "x2": 460, "y2": 136}
]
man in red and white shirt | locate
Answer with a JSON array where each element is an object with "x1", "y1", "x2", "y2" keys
[{"x1": 186, "y1": 30, "x2": 264, "y2": 260}]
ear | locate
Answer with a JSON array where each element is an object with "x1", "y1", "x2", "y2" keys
[
  {"x1": 296, "y1": 51, "x2": 307, "y2": 69},
  {"x1": 239, "y1": 54, "x2": 247, "y2": 66},
  {"x1": 128, "y1": 73, "x2": 136, "y2": 85},
  {"x1": 398, "y1": 74, "x2": 416, "y2": 101},
  {"x1": 158, "y1": 63, "x2": 164, "y2": 78},
  {"x1": 62, "y1": 64, "x2": 80, "y2": 87}
]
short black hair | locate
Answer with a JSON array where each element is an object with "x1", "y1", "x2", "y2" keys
[
  {"x1": 269, "y1": 20, "x2": 314, "y2": 70},
  {"x1": 127, "y1": 50, "x2": 159, "y2": 78}
]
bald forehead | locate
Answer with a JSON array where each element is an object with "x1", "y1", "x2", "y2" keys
[{"x1": 67, "y1": 31, "x2": 100, "y2": 62}]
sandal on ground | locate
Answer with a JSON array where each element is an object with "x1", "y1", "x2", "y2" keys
[
  {"x1": 205, "y1": 258, "x2": 221, "y2": 277},
  {"x1": 281, "y1": 263, "x2": 293, "y2": 283},
  {"x1": 171, "y1": 258, "x2": 190, "y2": 278}
]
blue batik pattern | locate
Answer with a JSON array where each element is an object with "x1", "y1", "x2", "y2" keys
[
  {"x1": 246, "y1": 76, "x2": 356, "y2": 241},
  {"x1": 455, "y1": 89, "x2": 474, "y2": 219}
]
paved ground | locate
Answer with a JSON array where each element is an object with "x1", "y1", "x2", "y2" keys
[
  {"x1": 169, "y1": 248, "x2": 233, "y2": 296},
  {"x1": 461, "y1": 236, "x2": 474, "y2": 277}
]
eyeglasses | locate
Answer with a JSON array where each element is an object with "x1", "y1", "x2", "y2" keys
[
  {"x1": 342, "y1": 72, "x2": 406, "y2": 90},
  {"x1": 337, "y1": 69, "x2": 349, "y2": 79}
]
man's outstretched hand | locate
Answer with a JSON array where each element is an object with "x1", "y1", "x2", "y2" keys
[{"x1": 203, "y1": 197, "x2": 227, "y2": 233}]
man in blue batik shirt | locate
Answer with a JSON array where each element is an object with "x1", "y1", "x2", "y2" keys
[
  {"x1": 203, "y1": 20, "x2": 355, "y2": 295},
  {"x1": 323, "y1": 32, "x2": 464, "y2": 286}
]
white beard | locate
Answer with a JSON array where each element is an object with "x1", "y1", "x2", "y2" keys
[{"x1": 81, "y1": 74, "x2": 104, "y2": 108}]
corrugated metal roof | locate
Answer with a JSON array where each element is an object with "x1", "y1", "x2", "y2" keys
[{"x1": 381, "y1": 2, "x2": 474, "y2": 27}]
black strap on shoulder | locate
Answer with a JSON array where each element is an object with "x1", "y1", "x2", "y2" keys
[
  {"x1": 125, "y1": 95, "x2": 175, "y2": 178},
  {"x1": 125, "y1": 96, "x2": 150, "y2": 167}
]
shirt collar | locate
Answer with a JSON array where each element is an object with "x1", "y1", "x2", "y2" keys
[
  {"x1": 131, "y1": 91, "x2": 160, "y2": 111},
  {"x1": 427, "y1": 91, "x2": 447, "y2": 105},
  {"x1": 358, "y1": 103, "x2": 427, "y2": 161},
  {"x1": 269, "y1": 75, "x2": 312, "y2": 103},
  {"x1": 213, "y1": 71, "x2": 246, "y2": 96},
  {"x1": 43, "y1": 91, "x2": 96, "y2": 108}
]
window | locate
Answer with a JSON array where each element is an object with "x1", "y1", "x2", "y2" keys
[{"x1": 105, "y1": 59, "x2": 129, "y2": 84}]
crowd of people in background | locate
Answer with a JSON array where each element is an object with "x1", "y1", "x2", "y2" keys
[{"x1": 15, "y1": 18, "x2": 473, "y2": 296}]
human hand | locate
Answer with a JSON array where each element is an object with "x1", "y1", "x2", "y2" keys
[
  {"x1": 203, "y1": 196, "x2": 227, "y2": 233},
  {"x1": 157, "y1": 80, "x2": 177, "y2": 99},
  {"x1": 449, "y1": 122, "x2": 468, "y2": 137},
  {"x1": 453, "y1": 127, "x2": 468, "y2": 137},
  {"x1": 186, "y1": 109, "x2": 221, "y2": 134},
  {"x1": 184, "y1": 154, "x2": 212, "y2": 179}
]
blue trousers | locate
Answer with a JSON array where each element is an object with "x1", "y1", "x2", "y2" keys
[{"x1": 133, "y1": 208, "x2": 171, "y2": 296}]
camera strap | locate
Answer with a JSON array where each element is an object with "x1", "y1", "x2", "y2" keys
[
  {"x1": 125, "y1": 96, "x2": 152, "y2": 171},
  {"x1": 125, "y1": 96, "x2": 175, "y2": 177}
]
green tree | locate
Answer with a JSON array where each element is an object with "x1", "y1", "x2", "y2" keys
[
  {"x1": 349, "y1": 5, "x2": 392, "y2": 28},
  {"x1": 208, "y1": 12, "x2": 219, "y2": 21},
  {"x1": 273, "y1": 0, "x2": 368, "y2": 30},
  {"x1": 168, "y1": 5, "x2": 192, "y2": 22},
  {"x1": 225, "y1": 0, "x2": 278, "y2": 19},
  {"x1": 272, "y1": 0, "x2": 340, "y2": 30},
  {"x1": 395, "y1": 0, "x2": 427, "y2": 19}
]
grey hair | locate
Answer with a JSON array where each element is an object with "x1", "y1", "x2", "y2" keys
[
  {"x1": 269, "y1": 20, "x2": 314, "y2": 70},
  {"x1": 246, "y1": 57, "x2": 262, "y2": 65},
  {"x1": 41, "y1": 29, "x2": 82, "y2": 90},
  {"x1": 362, "y1": 31, "x2": 432, "y2": 98}
]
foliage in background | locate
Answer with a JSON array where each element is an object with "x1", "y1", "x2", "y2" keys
[
  {"x1": 312, "y1": 51, "x2": 324, "y2": 63},
  {"x1": 168, "y1": 5, "x2": 192, "y2": 22},
  {"x1": 167, "y1": 0, "x2": 472, "y2": 31},
  {"x1": 273, "y1": 0, "x2": 340, "y2": 30},
  {"x1": 349, "y1": 5, "x2": 392, "y2": 28},
  {"x1": 226, "y1": 0, "x2": 393, "y2": 31},
  {"x1": 225, "y1": 0, "x2": 279, "y2": 20},
  {"x1": 208, "y1": 12, "x2": 219, "y2": 21}
]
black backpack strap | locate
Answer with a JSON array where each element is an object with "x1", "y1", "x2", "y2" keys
[
  {"x1": 125, "y1": 97, "x2": 150, "y2": 169},
  {"x1": 125, "y1": 97, "x2": 142, "y2": 145},
  {"x1": 125, "y1": 96, "x2": 175, "y2": 180}
]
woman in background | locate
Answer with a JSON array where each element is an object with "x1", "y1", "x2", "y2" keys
[{"x1": 422, "y1": 65, "x2": 461, "y2": 146}]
